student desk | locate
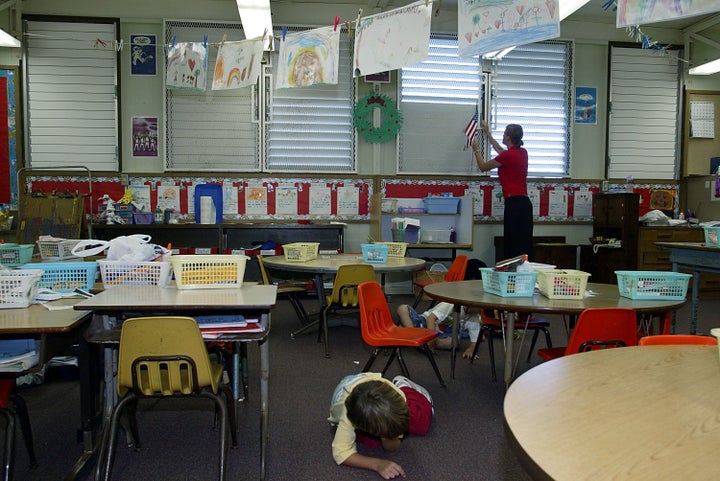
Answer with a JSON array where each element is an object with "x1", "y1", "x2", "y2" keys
[
  {"x1": 75, "y1": 283, "x2": 277, "y2": 481},
  {"x1": 504, "y1": 345, "x2": 720, "y2": 481},
  {"x1": 0, "y1": 299, "x2": 93, "y2": 481},
  {"x1": 422, "y1": 281, "x2": 687, "y2": 385}
]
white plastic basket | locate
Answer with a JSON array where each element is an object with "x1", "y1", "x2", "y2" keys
[
  {"x1": 97, "y1": 260, "x2": 172, "y2": 288},
  {"x1": 0, "y1": 269, "x2": 43, "y2": 309},
  {"x1": 37, "y1": 239, "x2": 83, "y2": 261},
  {"x1": 170, "y1": 255, "x2": 248, "y2": 289}
]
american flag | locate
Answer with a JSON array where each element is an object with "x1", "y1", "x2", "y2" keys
[{"x1": 464, "y1": 108, "x2": 478, "y2": 150}]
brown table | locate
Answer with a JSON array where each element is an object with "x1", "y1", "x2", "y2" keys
[
  {"x1": 504, "y1": 345, "x2": 720, "y2": 481},
  {"x1": 422, "y1": 281, "x2": 687, "y2": 384}
]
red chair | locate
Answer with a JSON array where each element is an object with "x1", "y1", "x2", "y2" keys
[
  {"x1": 0, "y1": 377, "x2": 37, "y2": 481},
  {"x1": 358, "y1": 281, "x2": 446, "y2": 387},
  {"x1": 639, "y1": 334, "x2": 718, "y2": 346},
  {"x1": 537, "y1": 308, "x2": 638, "y2": 361},
  {"x1": 412, "y1": 255, "x2": 468, "y2": 309}
]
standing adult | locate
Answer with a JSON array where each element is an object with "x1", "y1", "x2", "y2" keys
[{"x1": 471, "y1": 120, "x2": 534, "y2": 260}]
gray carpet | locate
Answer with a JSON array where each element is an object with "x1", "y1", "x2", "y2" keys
[{"x1": 7, "y1": 292, "x2": 719, "y2": 480}]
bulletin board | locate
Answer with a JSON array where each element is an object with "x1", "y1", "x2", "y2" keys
[{"x1": 683, "y1": 90, "x2": 720, "y2": 176}]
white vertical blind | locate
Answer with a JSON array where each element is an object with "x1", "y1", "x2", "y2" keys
[
  {"x1": 607, "y1": 46, "x2": 681, "y2": 180},
  {"x1": 24, "y1": 18, "x2": 119, "y2": 171}
]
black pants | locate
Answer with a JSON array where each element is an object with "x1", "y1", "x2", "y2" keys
[{"x1": 503, "y1": 195, "x2": 534, "y2": 261}]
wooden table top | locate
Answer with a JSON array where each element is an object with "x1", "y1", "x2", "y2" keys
[
  {"x1": 262, "y1": 253, "x2": 426, "y2": 274},
  {"x1": 504, "y1": 345, "x2": 720, "y2": 481},
  {"x1": 0, "y1": 298, "x2": 91, "y2": 334}
]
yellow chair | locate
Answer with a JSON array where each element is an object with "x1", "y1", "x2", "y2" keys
[
  {"x1": 99, "y1": 316, "x2": 238, "y2": 481},
  {"x1": 257, "y1": 255, "x2": 309, "y2": 326},
  {"x1": 319, "y1": 264, "x2": 377, "y2": 357}
]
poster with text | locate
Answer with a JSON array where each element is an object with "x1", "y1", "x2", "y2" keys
[
  {"x1": 212, "y1": 39, "x2": 264, "y2": 90},
  {"x1": 276, "y1": 185, "x2": 298, "y2": 215},
  {"x1": 166, "y1": 42, "x2": 208, "y2": 91},
  {"x1": 276, "y1": 26, "x2": 341, "y2": 88},
  {"x1": 130, "y1": 34, "x2": 157, "y2": 76}
]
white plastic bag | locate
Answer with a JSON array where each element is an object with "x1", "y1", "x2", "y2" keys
[{"x1": 71, "y1": 234, "x2": 169, "y2": 262}]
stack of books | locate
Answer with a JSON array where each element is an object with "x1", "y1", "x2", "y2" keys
[
  {"x1": 195, "y1": 315, "x2": 264, "y2": 339},
  {"x1": 0, "y1": 339, "x2": 39, "y2": 372}
]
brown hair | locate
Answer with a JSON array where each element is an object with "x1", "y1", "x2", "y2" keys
[
  {"x1": 345, "y1": 380, "x2": 409, "y2": 439},
  {"x1": 505, "y1": 124, "x2": 524, "y2": 146}
]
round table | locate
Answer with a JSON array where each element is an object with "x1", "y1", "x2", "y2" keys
[
  {"x1": 423, "y1": 280, "x2": 687, "y2": 383},
  {"x1": 504, "y1": 345, "x2": 720, "y2": 481}
]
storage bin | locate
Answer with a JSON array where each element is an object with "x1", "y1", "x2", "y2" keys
[
  {"x1": 703, "y1": 226, "x2": 720, "y2": 247},
  {"x1": 170, "y1": 255, "x2": 248, "y2": 289},
  {"x1": 20, "y1": 261, "x2": 98, "y2": 293},
  {"x1": 361, "y1": 244, "x2": 389, "y2": 264},
  {"x1": 536, "y1": 269, "x2": 591, "y2": 299},
  {"x1": 423, "y1": 197, "x2": 460, "y2": 214},
  {"x1": 0, "y1": 244, "x2": 35, "y2": 268},
  {"x1": 98, "y1": 260, "x2": 173, "y2": 288},
  {"x1": 37, "y1": 239, "x2": 82, "y2": 261},
  {"x1": 615, "y1": 270, "x2": 691, "y2": 300},
  {"x1": 374, "y1": 242, "x2": 407, "y2": 257},
  {"x1": 480, "y1": 268, "x2": 537, "y2": 297},
  {"x1": 0, "y1": 269, "x2": 43, "y2": 309},
  {"x1": 283, "y1": 242, "x2": 320, "y2": 262},
  {"x1": 133, "y1": 212, "x2": 154, "y2": 225},
  {"x1": 420, "y1": 229, "x2": 451, "y2": 243}
]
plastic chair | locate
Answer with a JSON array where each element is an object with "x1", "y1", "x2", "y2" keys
[
  {"x1": 470, "y1": 309, "x2": 553, "y2": 381},
  {"x1": 257, "y1": 255, "x2": 309, "y2": 326},
  {"x1": 0, "y1": 378, "x2": 37, "y2": 481},
  {"x1": 99, "y1": 316, "x2": 238, "y2": 481},
  {"x1": 412, "y1": 255, "x2": 469, "y2": 309},
  {"x1": 358, "y1": 281, "x2": 446, "y2": 387},
  {"x1": 638, "y1": 334, "x2": 718, "y2": 346},
  {"x1": 537, "y1": 308, "x2": 638, "y2": 361},
  {"x1": 319, "y1": 264, "x2": 378, "y2": 357}
]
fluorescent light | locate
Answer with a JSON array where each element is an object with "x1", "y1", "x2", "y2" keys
[
  {"x1": 559, "y1": 0, "x2": 591, "y2": 21},
  {"x1": 689, "y1": 58, "x2": 720, "y2": 75},
  {"x1": 0, "y1": 28, "x2": 20, "y2": 48},
  {"x1": 236, "y1": 0, "x2": 273, "y2": 50}
]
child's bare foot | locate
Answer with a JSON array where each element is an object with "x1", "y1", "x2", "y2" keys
[{"x1": 462, "y1": 343, "x2": 479, "y2": 360}]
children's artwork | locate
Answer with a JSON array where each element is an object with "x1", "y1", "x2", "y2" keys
[
  {"x1": 129, "y1": 184, "x2": 151, "y2": 211},
  {"x1": 617, "y1": 0, "x2": 720, "y2": 28},
  {"x1": 131, "y1": 116, "x2": 158, "y2": 157},
  {"x1": 458, "y1": 0, "x2": 560, "y2": 58},
  {"x1": 276, "y1": 184, "x2": 298, "y2": 215},
  {"x1": 223, "y1": 183, "x2": 239, "y2": 215},
  {"x1": 575, "y1": 86, "x2": 597, "y2": 124},
  {"x1": 309, "y1": 184, "x2": 332, "y2": 215},
  {"x1": 337, "y1": 186, "x2": 359, "y2": 215},
  {"x1": 245, "y1": 185, "x2": 268, "y2": 215},
  {"x1": 130, "y1": 34, "x2": 156, "y2": 76},
  {"x1": 573, "y1": 189, "x2": 593, "y2": 218},
  {"x1": 276, "y1": 26, "x2": 340, "y2": 88},
  {"x1": 157, "y1": 185, "x2": 180, "y2": 212},
  {"x1": 353, "y1": 0, "x2": 433, "y2": 77},
  {"x1": 548, "y1": 189, "x2": 568, "y2": 217},
  {"x1": 166, "y1": 42, "x2": 208, "y2": 91},
  {"x1": 212, "y1": 39, "x2": 264, "y2": 90}
]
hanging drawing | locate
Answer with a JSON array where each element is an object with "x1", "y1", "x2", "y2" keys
[
  {"x1": 353, "y1": 0, "x2": 433, "y2": 77},
  {"x1": 617, "y1": 0, "x2": 720, "y2": 28},
  {"x1": 131, "y1": 116, "x2": 158, "y2": 157},
  {"x1": 166, "y1": 42, "x2": 208, "y2": 91},
  {"x1": 130, "y1": 34, "x2": 157, "y2": 76},
  {"x1": 212, "y1": 38, "x2": 264, "y2": 90},
  {"x1": 458, "y1": 0, "x2": 560, "y2": 58},
  {"x1": 276, "y1": 26, "x2": 340, "y2": 89},
  {"x1": 353, "y1": 94, "x2": 403, "y2": 143}
]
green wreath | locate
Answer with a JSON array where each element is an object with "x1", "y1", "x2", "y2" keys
[{"x1": 353, "y1": 93, "x2": 403, "y2": 143}]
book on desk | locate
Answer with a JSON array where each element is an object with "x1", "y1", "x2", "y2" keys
[{"x1": 195, "y1": 315, "x2": 264, "y2": 339}]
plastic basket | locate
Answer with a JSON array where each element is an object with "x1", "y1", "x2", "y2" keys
[
  {"x1": 361, "y1": 244, "x2": 389, "y2": 264},
  {"x1": 20, "y1": 261, "x2": 97, "y2": 293},
  {"x1": 37, "y1": 239, "x2": 83, "y2": 261},
  {"x1": 537, "y1": 269, "x2": 591, "y2": 299},
  {"x1": 615, "y1": 270, "x2": 691, "y2": 300},
  {"x1": 0, "y1": 269, "x2": 43, "y2": 309},
  {"x1": 480, "y1": 268, "x2": 538, "y2": 297},
  {"x1": 283, "y1": 243, "x2": 319, "y2": 262},
  {"x1": 374, "y1": 242, "x2": 407, "y2": 257},
  {"x1": 703, "y1": 226, "x2": 720, "y2": 247},
  {"x1": 170, "y1": 255, "x2": 248, "y2": 289},
  {"x1": 0, "y1": 244, "x2": 34, "y2": 268},
  {"x1": 97, "y1": 260, "x2": 173, "y2": 288}
]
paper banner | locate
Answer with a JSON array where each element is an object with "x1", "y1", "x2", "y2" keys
[
  {"x1": 276, "y1": 26, "x2": 341, "y2": 88},
  {"x1": 353, "y1": 0, "x2": 433, "y2": 77},
  {"x1": 458, "y1": 0, "x2": 560, "y2": 58},
  {"x1": 617, "y1": 0, "x2": 720, "y2": 28},
  {"x1": 166, "y1": 42, "x2": 208, "y2": 91},
  {"x1": 212, "y1": 39, "x2": 264, "y2": 90}
]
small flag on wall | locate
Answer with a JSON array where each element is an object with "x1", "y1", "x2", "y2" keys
[{"x1": 464, "y1": 108, "x2": 478, "y2": 150}]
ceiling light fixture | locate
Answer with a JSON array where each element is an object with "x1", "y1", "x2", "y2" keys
[
  {"x1": 0, "y1": 28, "x2": 20, "y2": 48},
  {"x1": 236, "y1": 0, "x2": 274, "y2": 50},
  {"x1": 689, "y1": 58, "x2": 720, "y2": 75}
]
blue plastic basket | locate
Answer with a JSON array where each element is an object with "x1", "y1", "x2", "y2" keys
[
  {"x1": 0, "y1": 244, "x2": 34, "y2": 267},
  {"x1": 480, "y1": 268, "x2": 537, "y2": 297},
  {"x1": 615, "y1": 271, "x2": 691, "y2": 300},
  {"x1": 361, "y1": 244, "x2": 389, "y2": 264},
  {"x1": 20, "y1": 261, "x2": 98, "y2": 293}
]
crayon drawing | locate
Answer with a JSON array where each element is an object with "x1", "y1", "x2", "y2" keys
[
  {"x1": 166, "y1": 42, "x2": 208, "y2": 91},
  {"x1": 353, "y1": 0, "x2": 433, "y2": 77},
  {"x1": 212, "y1": 38, "x2": 264, "y2": 90},
  {"x1": 458, "y1": 0, "x2": 560, "y2": 58},
  {"x1": 617, "y1": 0, "x2": 720, "y2": 28},
  {"x1": 276, "y1": 26, "x2": 340, "y2": 89}
]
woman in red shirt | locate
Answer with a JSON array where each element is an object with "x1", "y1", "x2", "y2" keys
[{"x1": 471, "y1": 120, "x2": 534, "y2": 260}]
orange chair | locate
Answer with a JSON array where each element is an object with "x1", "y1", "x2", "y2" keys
[
  {"x1": 0, "y1": 378, "x2": 37, "y2": 481},
  {"x1": 639, "y1": 334, "x2": 718, "y2": 346},
  {"x1": 412, "y1": 255, "x2": 469, "y2": 309},
  {"x1": 471, "y1": 309, "x2": 553, "y2": 381},
  {"x1": 358, "y1": 281, "x2": 446, "y2": 387},
  {"x1": 537, "y1": 308, "x2": 638, "y2": 361}
]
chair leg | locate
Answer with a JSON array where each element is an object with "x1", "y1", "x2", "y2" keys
[
  {"x1": 287, "y1": 294, "x2": 309, "y2": 325},
  {"x1": 1, "y1": 408, "x2": 14, "y2": 481},
  {"x1": 362, "y1": 349, "x2": 382, "y2": 372},
  {"x1": 220, "y1": 384, "x2": 239, "y2": 448},
  {"x1": 470, "y1": 325, "x2": 487, "y2": 363},
  {"x1": 318, "y1": 306, "x2": 330, "y2": 358},
  {"x1": 380, "y1": 349, "x2": 400, "y2": 376},
  {"x1": 394, "y1": 349, "x2": 411, "y2": 378},
  {"x1": 411, "y1": 289, "x2": 425, "y2": 309},
  {"x1": 102, "y1": 393, "x2": 137, "y2": 481},
  {"x1": 419, "y1": 344, "x2": 446, "y2": 387},
  {"x1": 9, "y1": 394, "x2": 37, "y2": 468},
  {"x1": 487, "y1": 329, "x2": 498, "y2": 382},
  {"x1": 125, "y1": 397, "x2": 141, "y2": 449},
  {"x1": 201, "y1": 392, "x2": 228, "y2": 481},
  {"x1": 526, "y1": 329, "x2": 541, "y2": 363}
]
